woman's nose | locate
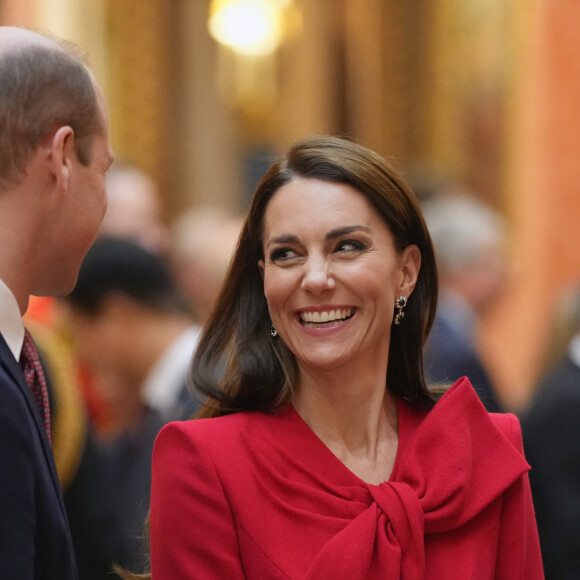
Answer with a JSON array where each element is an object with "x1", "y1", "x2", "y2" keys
[{"x1": 301, "y1": 258, "x2": 335, "y2": 294}]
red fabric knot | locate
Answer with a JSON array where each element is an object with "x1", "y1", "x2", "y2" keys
[
  {"x1": 304, "y1": 483, "x2": 426, "y2": 580},
  {"x1": 19, "y1": 329, "x2": 52, "y2": 445},
  {"x1": 303, "y1": 379, "x2": 532, "y2": 580}
]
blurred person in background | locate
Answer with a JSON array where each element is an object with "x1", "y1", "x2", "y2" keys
[
  {"x1": 100, "y1": 161, "x2": 170, "y2": 255},
  {"x1": 0, "y1": 25, "x2": 113, "y2": 578},
  {"x1": 61, "y1": 236, "x2": 201, "y2": 429},
  {"x1": 171, "y1": 206, "x2": 243, "y2": 325},
  {"x1": 522, "y1": 285, "x2": 580, "y2": 579},
  {"x1": 422, "y1": 193, "x2": 507, "y2": 412},
  {"x1": 60, "y1": 236, "x2": 201, "y2": 579}
]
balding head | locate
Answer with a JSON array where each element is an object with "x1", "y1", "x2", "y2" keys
[
  {"x1": 423, "y1": 193, "x2": 508, "y2": 311},
  {"x1": 0, "y1": 26, "x2": 103, "y2": 191},
  {"x1": 0, "y1": 25, "x2": 62, "y2": 53}
]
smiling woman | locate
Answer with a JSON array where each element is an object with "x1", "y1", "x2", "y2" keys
[
  {"x1": 258, "y1": 177, "x2": 422, "y2": 391},
  {"x1": 194, "y1": 136, "x2": 438, "y2": 415},
  {"x1": 139, "y1": 136, "x2": 544, "y2": 580}
]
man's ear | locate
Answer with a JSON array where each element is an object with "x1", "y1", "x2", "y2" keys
[
  {"x1": 47, "y1": 126, "x2": 76, "y2": 190},
  {"x1": 399, "y1": 244, "x2": 421, "y2": 295}
]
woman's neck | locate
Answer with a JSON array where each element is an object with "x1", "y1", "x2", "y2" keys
[{"x1": 292, "y1": 368, "x2": 399, "y2": 484}]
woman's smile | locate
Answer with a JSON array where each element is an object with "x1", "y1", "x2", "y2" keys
[
  {"x1": 259, "y1": 176, "x2": 420, "y2": 372},
  {"x1": 298, "y1": 306, "x2": 355, "y2": 328}
]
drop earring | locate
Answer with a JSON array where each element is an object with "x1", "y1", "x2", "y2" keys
[
  {"x1": 271, "y1": 324, "x2": 278, "y2": 338},
  {"x1": 393, "y1": 296, "x2": 407, "y2": 325}
]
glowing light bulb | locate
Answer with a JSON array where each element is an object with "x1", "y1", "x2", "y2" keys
[{"x1": 208, "y1": 0, "x2": 283, "y2": 56}]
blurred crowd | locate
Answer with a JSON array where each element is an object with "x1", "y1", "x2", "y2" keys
[
  {"x1": 25, "y1": 160, "x2": 580, "y2": 579},
  {"x1": 24, "y1": 162, "x2": 243, "y2": 578}
]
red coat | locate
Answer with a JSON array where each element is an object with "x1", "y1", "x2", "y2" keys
[{"x1": 150, "y1": 378, "x2": 544, "y2": 579}]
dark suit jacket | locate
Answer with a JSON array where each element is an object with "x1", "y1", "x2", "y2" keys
[
  {"x1": 65, "y1": 408, "x2": 166, "y2": 579},
  {"x1": 0, "y1": 332, "x2": 78, "y2": 579},
  {"x1": 522, "y1": 355, "x2": 580, "y2": 580},
  {"x1": 424, "y1": 311, "x2": 503, "y2": 413}
]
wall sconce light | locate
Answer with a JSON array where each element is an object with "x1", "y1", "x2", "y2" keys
[{"x1": 208, "y1": 0, "x2": 290, "y2": 56}]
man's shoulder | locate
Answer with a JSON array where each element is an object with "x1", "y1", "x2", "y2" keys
[{"x1": 536, "y1": 356, "x2": 580, "y2": 399}]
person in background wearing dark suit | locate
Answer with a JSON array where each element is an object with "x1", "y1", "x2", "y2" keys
[
  {"x1": 522, "y1": 286, "x2": 580, "y2": 579},
  {"x1": 422, "y1": 193, "x2": 507, "y2": 412},
  {"x1": 0, "y1": 26, "x2": 113, "y2": 579},
  {"x1": 60, "y1": 236, "x2": 201, "y2": 579}
]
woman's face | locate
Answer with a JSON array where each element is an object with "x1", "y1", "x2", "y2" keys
[{"x1": 259, "y1": 177, "x2": 420, "y2": 374}]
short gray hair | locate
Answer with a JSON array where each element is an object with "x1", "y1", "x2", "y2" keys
[{"x1": 422, "y1": 194, "x2": 505, "y2": 274}]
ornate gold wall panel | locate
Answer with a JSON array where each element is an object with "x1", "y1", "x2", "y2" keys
[
  {"x1": 106, "y1": 0, "x2": 174, "y2": 211},
  {"x1": 169, "y1": 0, "x2": 242, "y2": 213},
  {"x1": 274, "y1": 0, "x2": 342, "y2": 149},
  {"x1": 422, "y1": 0, "x2": 510, "y2": 200}
]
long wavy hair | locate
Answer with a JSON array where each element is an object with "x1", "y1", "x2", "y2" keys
[{"x1": 193, "y1": 135, "x2": 438, "y2": 417}]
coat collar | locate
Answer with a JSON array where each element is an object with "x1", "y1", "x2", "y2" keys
[
  {"x1": 392, "y1": 376, "x2": 529, "y2": 532},
  {"x1": 280, "y1": 377, "x2": 529, "y2": 579}
]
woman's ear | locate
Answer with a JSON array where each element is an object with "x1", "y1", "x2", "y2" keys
[
  {"x1": 258, "y1": 260, "x2": 265, "y2": 279},
  {"x1": 399, "y1": 244, "x2": 421, "y2": 295}
]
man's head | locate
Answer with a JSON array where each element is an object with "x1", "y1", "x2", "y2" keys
[
  {"x1": 0, "y1": 27, "x2": 113, "y2": 309},
  {"x1": 0, "y1": 26, "x2": 103, "y2": 190},
  {"x1": 423, "y1": 193, "x2": 508, "y2": 313},
  {"x1": 172, "y1": 207, "x2": 242, "y2": 323},
  {"x1": 100, "y1": 162, "x2": 170, "y2": 254}
]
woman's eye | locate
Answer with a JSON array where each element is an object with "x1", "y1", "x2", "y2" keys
[
  {"x1": 336, "y1": 239, "x2": 366, "y2": 253},
  {"x1": 269, "y1": 248, "x2": 297, "y2": 262}
]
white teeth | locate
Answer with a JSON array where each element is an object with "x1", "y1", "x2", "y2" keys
[{"x1": 300, "y1": 308, "x2": 353, "y2": 324}]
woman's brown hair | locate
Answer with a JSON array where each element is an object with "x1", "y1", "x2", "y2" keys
[{"x1": 193, "y1": 135, "x2": 438, "y2": 417}]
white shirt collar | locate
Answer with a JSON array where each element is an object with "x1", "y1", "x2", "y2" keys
[
  {"x1": 568, "y1": 333, "x2": 580, "y2": 368},
  {"x1": 0, "y1": 278, "x2": 25, "y2": 360},
  {"x1": 142, "y1": 325, "x2": 202, "y2": 413}
]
